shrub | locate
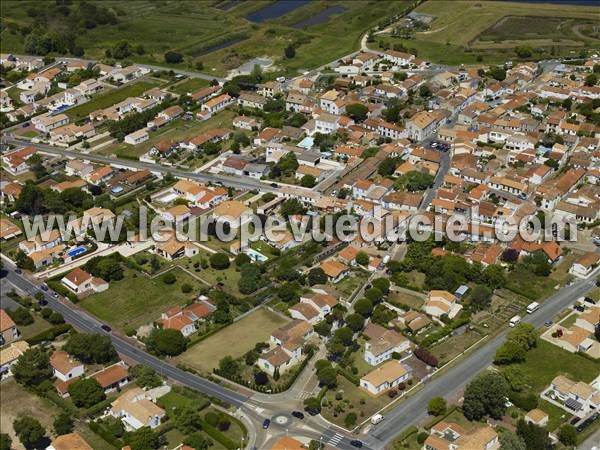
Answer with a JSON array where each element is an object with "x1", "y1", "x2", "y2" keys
[
  {"x1": 417, "y1": 431, "x2": 429, "y2": 444},
  {"x1": 162, "y1": 272, "x2": 176, "y2": 284}
]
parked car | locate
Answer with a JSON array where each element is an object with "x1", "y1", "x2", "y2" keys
[
  {"x1": 262, "y1": 419, "x2": 270, "y2": 429},
  {"x1": 544, "y1": 320, "x2": 553, "y2": 327},
  {"x1": 291, "y1": 411, "x2": 304, "y2": 420},
  {"x1": 100, "y1": 324, "x2": 112, "y2": 333},
  {"x1": 40, "y1": 284, "x2": 49, "y2": 291},
  {"x1": 51, "y1": 291, "x2": 59, "y2": 298},
  {"x1": 350, "y1": 440, "x2": 363, "y2": 448},
  {"x1": 14, "y1": 268, "x2": 22, "y2": 274}
]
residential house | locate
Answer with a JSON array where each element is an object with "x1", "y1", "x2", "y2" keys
[
  {"x1": 50, "y1": 351, "x2": 84, "y2": 382},
  {"x1": 569, "y1": 252, "x2": 600, "y2": 278},
  {"x1": 90, "y1": 363, "x2": 130, "y2": 393},
  {"x1": 360, "y1": 360, "x2": 411, "y2": 396},
  {"x1": 61, "y1": 268, "x2": 108, "y2": 296},
  {"x1": 124, "y1": 129, "x2": 149, "y2": 145},
  {"x1": 47, "y1": 433, "x2": 93, "y2": 450},
  {"x1": 0, "y1": 341, "x2": 30, "y2": 379},
  {"x1": 319, "y1": 260, "x2": 349, "y2": 283},
  {"x1": 0, "y1": 309, "x2": 19, "y2": 345},
  {"x1": 31, "y1": 113, "x2": 69, "y2": 133},
  {"x1": 212, "y1": 200, "x2": 253, "y2": 229},
  {"x1": 363, "y1": 323, "x2": 411, "y2": 366},
  {"x1": 548, "y1": 375, "x2": 600, "y2": 416},
  {"x1": 110, "y1": 387, "x2": 166, "y2": 430},
  {"x1": 423, "y1": 290, "x2": 462, "y2": 320},
  {"x1": 424, "y1": 422, "x2": 500, "y2": 450}
]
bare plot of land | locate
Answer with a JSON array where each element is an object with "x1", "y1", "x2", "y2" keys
[{"x1": 174, "y1": 307, "x2": 289, "y2": 373}]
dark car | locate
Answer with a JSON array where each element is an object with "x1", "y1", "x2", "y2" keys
[
  {"x1": 270, "y1": 183, "x2": 278, "y2": 188},
  {"x1": 544, "y1": 320, "x2": 553, "y2": 327},
  {"x1": 100, "y1": 324, "x2": 112, "y2": 333},
  {"x1": 575, "y1": 304, "x2": 585, "y2": 312},
  {"x1": 40, "y1": 284, "x2": 49, "y2": 291},
  {"x1": 14, "y1": 268, "x2": 22, "y2": 274},
  {"x1": 291, "y1": 411, "x2": 304, "y2": 420},
  {"x1": 305, "y1": 406, "x2": 319, "y2": 416},
  {"x1": 262, "y1": 419, "x2": 270, "y2": 429},
  {"x1": 350, "y1": 440, "x2": 363, "y2": 448},
  {"x1": 38, "y1": 299, "x2": 48, "y2": 307}
]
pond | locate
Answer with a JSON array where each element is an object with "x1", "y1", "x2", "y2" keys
[
  {"x1": 292, "y1": 5, "x2": 346, "y2": 28},
  {"x1": 245, "y1": 0, "x2": 311, "y2": 23}
]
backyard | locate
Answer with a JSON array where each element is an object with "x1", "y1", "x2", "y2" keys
[
  {"x1": 174, "y1": 307, "x2": 289, "y2": 374},
  {"x1": 80, "y1": 266, "x2": 205, "y2": 332}
]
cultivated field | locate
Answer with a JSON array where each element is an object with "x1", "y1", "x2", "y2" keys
[
  {"x1": 0, "y1": 0, "x2": 411, "y2": 76},
  {"x1": 174, "y1": 307, "x2": 289, "y2": 374},
  {"x1": 380, "y1": 0, "x2": 600, "y2": 65}
]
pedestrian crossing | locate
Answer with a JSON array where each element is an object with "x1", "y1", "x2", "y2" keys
[
  {"x1": 296, "y1": 390, "x2": 313, "y2": 400},
  {"x1": 325, "y1": 432, "x2": 344, "y2": 446}
]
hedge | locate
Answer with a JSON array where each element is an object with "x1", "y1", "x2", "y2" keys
[
  {"x1": 88, "y1": 421, "x2": 123, "y2": 448},
  {"x1": 85, "y1": 397, "x2": 114, "y2": 418},
  {"x1": 26, "y1": 323, "x2": 72, "y2": 345},
  {"x1": 201, "y1": 420, "x2": 237, "y2": 450},
  {"x1": 337, "y1": 366, "x2": 360, "y2": 386}
]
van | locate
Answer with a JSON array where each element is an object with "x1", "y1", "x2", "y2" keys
[
  {"x1": 371, "y1": 414, "x2": 384, "y2": 425},
  {"x1": 509, "y1": 315, "x2": 521, "y2": 327},
  {"x1": 526, "y1": 302, "x2": 540, "y2": 314}
]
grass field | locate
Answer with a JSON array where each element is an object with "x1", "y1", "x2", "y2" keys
[
  {"x1": 379, "y1": 0, "x2": 600, "y2": 65},
  {"x1": 169, "y1": 78, "x2": 210, "y2": 96},
  {"x1": 65, "y1": 80, "x2": 163, "y2": 121},
  {"x1": 174, "y1": 307, "x2": 289, "y2": 374},
  {"x1": 80, "y1": 267, "x2": 204, "y2": 331},
  {"x1": 179, "y1": 251, "x2": 241, "y2": 296},
  {"x1": 511, "y1": 340, "x2": 600, "y2": 393}
]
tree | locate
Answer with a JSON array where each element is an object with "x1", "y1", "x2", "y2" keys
[
  {"x1": 13, "y1": 348, "x2": 52, "y2": 386},
  {"x1": 334, "y1": 327, "x2": 353, "y2": 346},
  {"x1": 235, "y1": 253, "x2": 251, "y2": 267},
  {"x1": 354, "y1": 298, "x2": 373, "y2": 317},
  {"x1": 507, "y1": 323, "x2": 537, "y2": 351},
  {"x1": 427, "y1": 397, "x2": 447, "y2": 416},
  {"x1": 278, "y1": 282, "x2": 299, "y2": 303},
  {"x1": 284, "y1": 45, "x2": 296, "y2": 59},
  {"x1": 585, "y1": 73, "x2": 598, "y2": 86},
  {"x1": 13, "y1": 417, "x2": 46, "y2": 449},
  {"x1": 126, "y1": 427, "x2": 160, "y2": 450},
  {"x1": 15, "y1": 250, "x2": 35, "y2": 271},
  {"x1": 488, "y1": 66, "x2": 506, "y2": 81},
  {"x1": 468, "y1": 285, "x2": 492, "y2": 311},
  {"x1": 0, "y1": 434, "x2": 11, "y2": 450},
  {"x1": 494, "y1": 340, "x2": 526, "y2": 365},
  {"x1": 9, "y1": 307, "x2": 34, "y2": 325},
  {"x1": 344, "y1": 412, "x2": 357, "y2": 427},
  {"x1": 378, "y1": 156, "x2": 400, "y2": 176},
  {"x1": 53, "y1": 413, "x2": 74, "y2": 435},
  {"x1": 346, "y1": 103, "x2": 369, "y2": 122},
  {"x1": 164, "y1": 51, "x2": 183, "y2": 64},
  {"x1": 300, "y1": 174, "x2": 316, "y2": 188},
  {"x1": 280, "y1": 198, "x2": 305, "y2": 216},
  {"x1": 162, "y1": 272, "x2": 176, "y2": 284},
  {"x1": 516, "y1": 419, "x2": 550, "y2": 450},
  {"x1": 463, "y1": 372, "x2": 509, "y2": 420},
  {"x1": 501, "y1": 248, "x2": 519, "y2": 263},
  {"x1": 419, "y1": 84, "x2": 432, "y2": 98},
  {"x1": 482, "y1": 264, "x2": 505, "y2": 289},
  {"x1": 218, "y1": 356, "x2": 240, "y2": 378},
  {"x1": 254, "y1": 371, "x2": 268, "y2": 385},
  {"x1": 304, "y1": 397, "x2": 322, "y2": 415},
  {"x1": 558, "y1": 424, "x2": 577, "y2": 446},
  {"x1": 69, "y1": 378, "x2": 105, "y2": 408},
  {"x1": 316, "y1": 361, "x2": 337, "y2": 388},
  {"x1": 175, "y1": 407, "x2": 202, "y2": 434},
  {"x1": 365, "y1": 287, "x2": 383, "y2": 303},
  {"x1": 146, "y1": 328, "x2": 187, "y2": 356},
  {"x1": 308, "y1": 268, "x2": 327, "y2": 286},
  {"x1": 499, "y1": 432, "x2": 526, "y2": 450},
  {"x1": 130, "y1": 365, "x2": 162, "y2": 389},
  {"x1": 346, "y1": 313, "x2": 365, "y2": 332},
  {"x1": 210, "y1": 252, "x2": 230, "y2": 270},
  {"x1": 372, "y1": 278, "x2": 390, "y2": 295},
  {"x1": 64, "y1": 333, "x2": 117, "y2": 364},
  {"x1": 238, "y1": 263, "x2": 263, "y2": 294},
  {"x1": 355, "y1": 251, "x2": 369, "y2": 266}
]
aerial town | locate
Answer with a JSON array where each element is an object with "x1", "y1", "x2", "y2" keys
[{"x1": 0, "y1": 1, "x2": 599, "y2": 450}]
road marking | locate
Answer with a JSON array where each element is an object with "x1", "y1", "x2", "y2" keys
[{"x1": 327, "y1": 433, "x2": 343, "y2": 445}]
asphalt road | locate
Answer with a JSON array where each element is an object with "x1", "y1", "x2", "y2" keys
[
  {"x1": 1, "y1": 137, "x2": 319, "y2": 198},
  {"x1": 366, "y1": 267, "x2": 600, "y2": 448}
]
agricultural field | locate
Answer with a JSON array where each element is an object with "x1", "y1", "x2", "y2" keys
[
  {"x1": 0, "y1": 0, "x2": 411, "y2": 77},
  {"x1": 174, "y1": 307, "x2": 289, "y2": 374},
  {"x1": 378, "y1": 0, "x2": 600, "y2": 65},
  {"x1": 80, "y1": 266, "x2": 205, "y2": 332}
]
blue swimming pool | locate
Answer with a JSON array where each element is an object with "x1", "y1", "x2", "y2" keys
[
  {"x1": 245, "y1": 248, "x2": 268, "y2": 262},
  {"x1": 67, "y1": 247, "x2": 87, "y2": 258},
  {"x1": 111, "y1": 186, "x2": 124, "y2": 194}
]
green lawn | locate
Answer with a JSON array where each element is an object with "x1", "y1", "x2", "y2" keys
[
  {"x1": 65, "y1": 80, "x2": 163, "y2": 120},
  {"x1": 511, "y1": 340, "x2": 600, "y2": 393},
  {"x1": 169, "y1": 78, "x2": 210, "y2": 96},
  {"x1": 174, "y1": 307, "x2": 289, "y2": 374},
  {"x1": 179, "y1": 251, "x2": 241, "y2": 296},
  {"x1": 335, "y1": 269, "x2": 369, "y2": 300},
  {"x1": 80, "y1": 267, "x2": 205, "y2": 331},
  {"x1": 17, "y1": 314, "x2": 54, "y2": 340}
]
